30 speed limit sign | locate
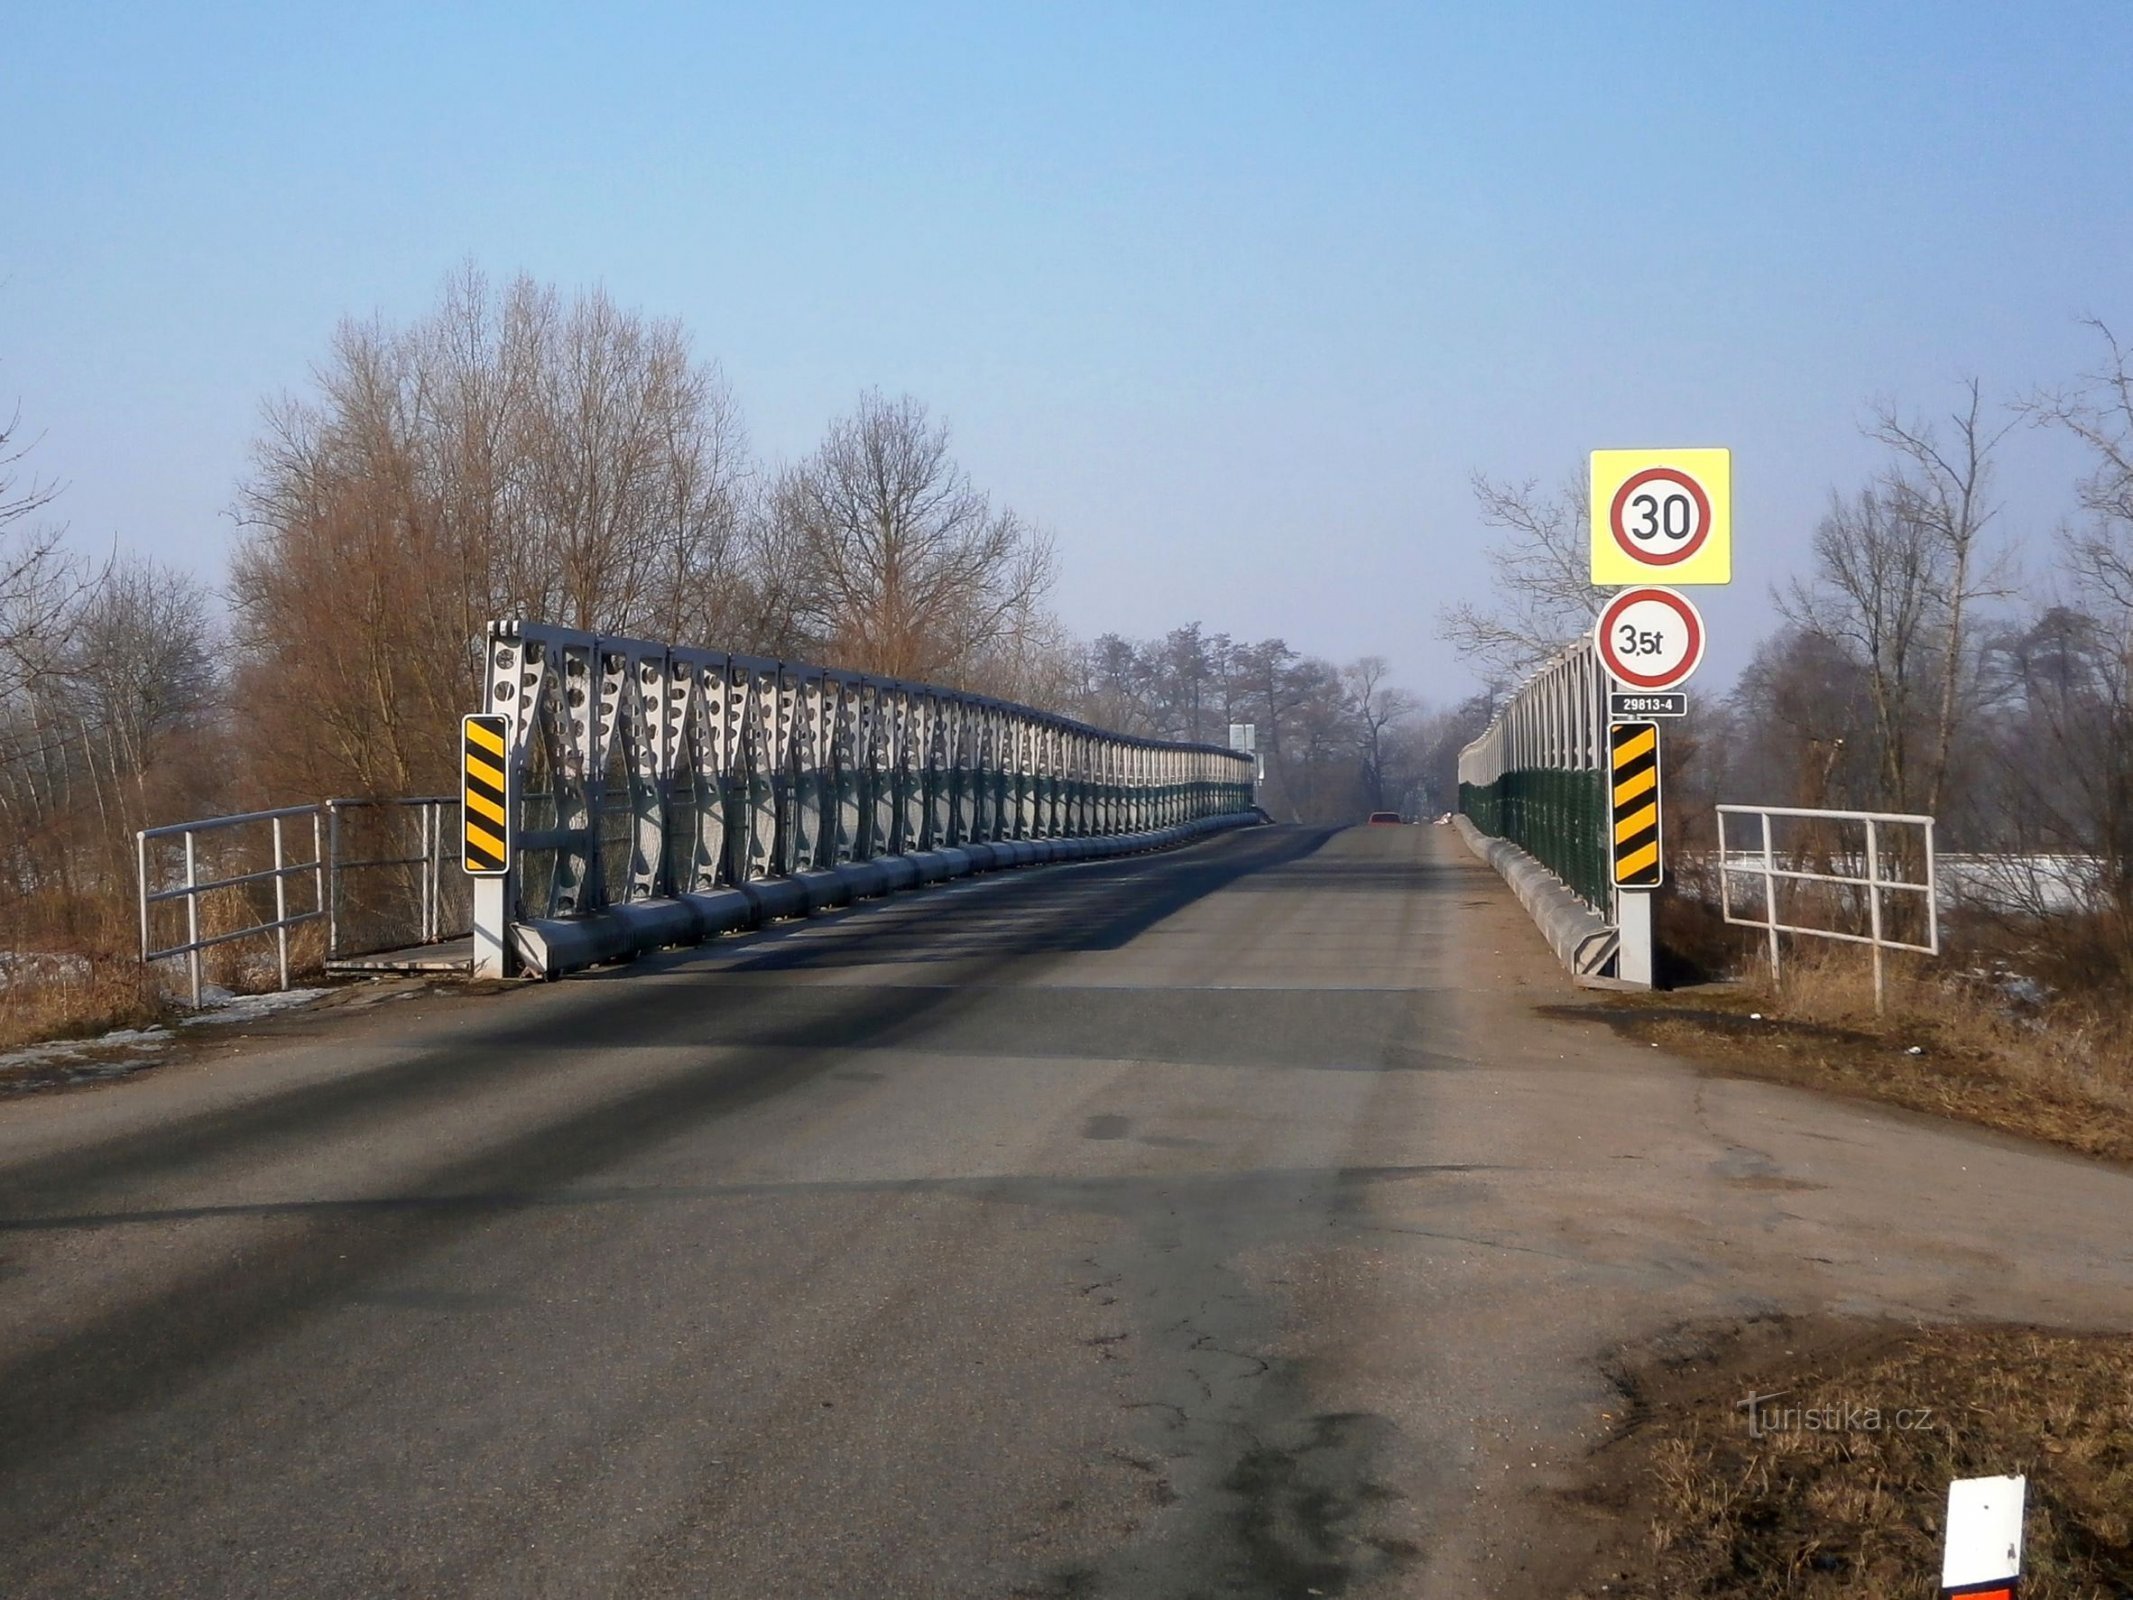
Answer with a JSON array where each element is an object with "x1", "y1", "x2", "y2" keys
[
  {"x1": 1594, "y1": 586, "x2": 1705, "y2": 692},
  {"x1": 1590, "y1": 448, "x2": 1731, "y2": 585}
]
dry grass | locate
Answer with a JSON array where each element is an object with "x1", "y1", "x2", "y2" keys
[
  {"x1": 1590, "y1": 942, "x2": 2133, "y2": 1164},
  {"x1": 2, "y1": 877, "x2": 328, "y2": 1056},
  {"x1": 0, "y1": 959, "x2": 167, "y2": 1054},
  {"x1": 1576, "y1": 1323, "x2": 2133, "y2": 1598}
]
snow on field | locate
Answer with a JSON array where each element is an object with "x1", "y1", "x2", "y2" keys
[
  {"x1": 0, "y1": 1027, "x2": 173, "y2": 1089},
  {"x1": 0, "y1": 952, "x2": 93, "y2": 988},
  {"x1": 2, "y1": 985, "x2": 333, "y2": 1092},
  {"x1": 177, "y1": 987, "x2": 333, "y2": 1026}
]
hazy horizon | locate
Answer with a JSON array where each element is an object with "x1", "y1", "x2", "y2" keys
[{"x1": 7, "y1": 3, "x2": 2130, "y2": 702}]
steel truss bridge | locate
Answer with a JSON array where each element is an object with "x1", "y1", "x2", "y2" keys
[
  {"x1": 469, "y1": 621, "x2": 1261, "y2": 977},
  {"x1": 138, "y1": 620, "x2": 1262, "y2": 989}
]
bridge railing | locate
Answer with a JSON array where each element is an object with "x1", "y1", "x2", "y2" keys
[
  {"x1": 138, "y1": 798, "x2": 473, "y2": 1004},
  {"x1": 325, "y1": 797, "x2": 468, "y2": 959},
  {"x1": 138, "y1": 805, "x2": 327, "y2": 1006},
  {"x1": 1715, "y1": 803, "x2": 1939, "y2": 1014},
  {"x1": 474, "y1": 621, "x2": 1261, "y2": 977},
  {"x1": 1456, "y1": 639, "x2": 1610, "y2": 911}
]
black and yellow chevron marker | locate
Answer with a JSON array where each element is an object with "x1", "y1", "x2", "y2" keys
[
  {"x1": 1610, "y1": 720, "x2": 1663, "y2": 888},
  {"x1": 462, "y1": 713, "x2": 512, "y2": 877}
]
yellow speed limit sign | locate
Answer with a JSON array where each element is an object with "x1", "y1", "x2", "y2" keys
[{"x1": 1590, "y1": 448, "x2": 1731, "y2": 585}]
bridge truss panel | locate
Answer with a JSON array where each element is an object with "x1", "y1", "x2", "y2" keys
[{"x1": 479, "y1": 619, "x2": 1258, "y2": 929}]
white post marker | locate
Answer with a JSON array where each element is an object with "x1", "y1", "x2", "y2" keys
[
  {"x1": 1594, "y1": 586, "x2": 1707, "y2": 693},
  {"x1": 1942, "y1": 1474, "x2": 2024, "y2": 1598}
]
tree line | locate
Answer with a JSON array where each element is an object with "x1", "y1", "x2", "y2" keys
[
  {"x1": 1445, "y1": 325, "x2": 2133, "y2": 986},
  {"x1": 2, "y1": 267, "x2": 1432, "y2": 973}
]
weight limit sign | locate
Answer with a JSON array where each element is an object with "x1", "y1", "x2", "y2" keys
[
  {"x1": 1593, "y1": 585, "x2": 1706, "y2": 692},
  {"x1": 1610, "y1": 721, "x2": 1663, "y2": 889}
]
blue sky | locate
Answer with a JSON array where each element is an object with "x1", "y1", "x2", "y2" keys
[{"x1": 5, "y1": 3, "x2": 2129, "y2": 700}]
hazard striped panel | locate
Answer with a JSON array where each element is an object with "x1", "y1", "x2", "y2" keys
[
  {"x1": 462, "y1": 713, "x2": 512, "y2": 877},
  {"x1": 1610, "y1": 721, "x2": 1663, "y2": 888}
]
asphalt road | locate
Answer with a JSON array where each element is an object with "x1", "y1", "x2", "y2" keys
[{"x1": 4, "y1": 824, "x2": 2132, "y2": 1597}]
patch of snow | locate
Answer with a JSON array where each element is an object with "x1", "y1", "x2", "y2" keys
[
  {"x1": 0, "y1": 1026, "x2": 172, "y2": 1076},
  {"x1": 178, "y1": 987, "x2": 332, "y2": 1027},
  {"x1": 1997, "y1": 973, "x2": 2050, "y2": 1008}
]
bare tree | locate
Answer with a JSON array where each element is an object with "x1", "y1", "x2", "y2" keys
[
  {"x1": 1344, "y1": 655, "x2": 1420, "y2": 812},
  {"x1": 71, "y1": 558, "x2": 219, "y2": 816},
  {"x1": 1437, "y1": 470, "x2": 1604, "y2": 683},
  {"x1": 1780, "y1": 486, "x2": 1944, "y2": 811},
  {"x1": 772, "y1": 392, "x2": 1055, "y2": 682},
  {"x1": 1867, "y1": 379, "x2": 2015, "y2": 813},
  {"x1": 0, "y1": 401, "x2": 90, "y2": 688},
  {"x1": 1776, "y1": 384, "x2": 2012, "y2": 818},
  {"x1": 2029, "y1": 322, "x2": 2133, "y2": 607},
  {"x1": 2016, "y1": 323, "x2": 2133, "y2": 969},
  {"x1": 234, "y1": 268, "x2": 750, "y2": 798}
]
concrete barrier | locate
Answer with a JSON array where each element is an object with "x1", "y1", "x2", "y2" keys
[{"x1": 1453, "y1": 815, "x2": 1618, "y2": 980}]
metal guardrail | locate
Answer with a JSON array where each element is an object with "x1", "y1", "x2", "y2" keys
[
  {"x1": 137, "y1": 805, "x2": 325, "y2": 1007},
  {"x1": 1716, "y1": 803, "x2": 1939, "y2": 1013},
  {"x1": 138, "y1": 796, "x2": 476, "y2": 1005},
  {"x1": 1455, "y1": 639, "x2": 1610, "y2": 911},
  {"x1": 136, "y1": 626, "x2": 1262, "y2": 996},
  {"x1": 325, "y1": 796, "x2": 469, "y2": 960}
]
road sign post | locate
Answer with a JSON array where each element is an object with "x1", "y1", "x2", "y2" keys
[
  {"x1": 1587, "y1": 447, "x2": 1731, "y2": 990},
  {"x1": 1609, "y1": 720, "x2": 1663, "y2": 987},
  {"x1": 463, "y1": 713, "x2": 514, "y2": 979}
]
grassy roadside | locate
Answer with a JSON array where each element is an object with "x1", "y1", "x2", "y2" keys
[
  {"x1": 1566, "y1": 1318, "x2": 2133, "y2": 1598},
  {"x1": 1560, "y1": 949, "x2": 2133, "y2": 1165},
  {"x1": 1546, "y1": 946, "x2": 2133, "y2": 1596},
  {"x1": 0, "y1": 961, "x2": 169, "y2": 1056}
]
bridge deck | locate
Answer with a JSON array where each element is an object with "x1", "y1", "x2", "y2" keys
[
  {"x1": 325, "y1": 935, "x2": 476, "y2": 974},
  {"x1": 3, "y1": 825, "x2": 2130, "y2": 1596}
]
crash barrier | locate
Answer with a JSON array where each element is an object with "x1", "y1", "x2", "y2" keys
[
  {"x1": 1457, "y1": 637, "x2": 1644, "y2": 981},
  {"x1": 1716, "y1": 803, "x2": 1939, "y2": 1014},
  {"x1": 469, "y1": 620, "x2": 1262, "y2": 978},
  {"x1": 137, "y1": 797, "x2": 470, "y2": 1004},
  {"x1": 1451, "y1": 815, "x2": 1617, "y2": 978}
]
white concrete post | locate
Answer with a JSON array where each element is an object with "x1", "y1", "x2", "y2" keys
[
  {"x1": 1615, "y1": 888, "x2": 1654, "y2": 987},
  {"x1": 472, "y1": 873, "x2": 512, "y2": 980}
]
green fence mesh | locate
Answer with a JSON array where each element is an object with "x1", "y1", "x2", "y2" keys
[{"x1": 1460, "y1": 767, "x2": 1609, "y2": 912}]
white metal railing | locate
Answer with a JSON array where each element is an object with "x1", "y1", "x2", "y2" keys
[
  {"x1": 1716, "y1": 803, "x2": 1938, "y2": 1013},
  {"x1": 138, "y1": 805, "x2": 326, "y2": 1007},
  {"x1": 1455, "y1": 637, "x2": 1608, "y2": 791},
  {"x1": 138, "y1": 796, "x2": 474, "y2": 1006},
  {"x1": 325, "y1": 796, "x2": 467, "y2": 957}
]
